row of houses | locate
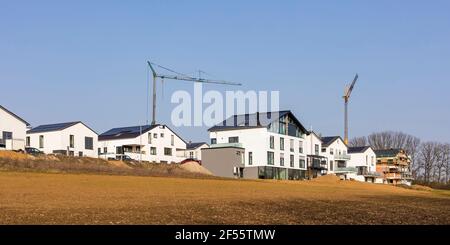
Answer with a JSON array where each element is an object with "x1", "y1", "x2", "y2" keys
[{"x1": 1, "y1": 105, "x2": 412, "y2": 185}]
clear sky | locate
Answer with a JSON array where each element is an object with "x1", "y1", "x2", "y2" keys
[{"x1": 1, "y1": 0, "x2": 449, "y2": 142}]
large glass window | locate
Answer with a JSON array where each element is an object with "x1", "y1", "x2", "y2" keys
[
  {"x1": 164, "y1": 147, "x2": 172, "y2": 156},
  {"x1": 299, "y1": 158, "x2": 306, "y2": 169},
  {"x1": 84, "y1": 137, "x2": 93, "y2": 150},
  {"x1": 267, "y1": 151, "x2": 274, "y2": 165}
]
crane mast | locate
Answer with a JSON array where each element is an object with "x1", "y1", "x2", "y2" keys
[
  {"x1": 343, "y1": 74, "x2": 358, "y2": 145},
  {"x1": 147, "y1": 61, "x2": 242, "y2": 125}
]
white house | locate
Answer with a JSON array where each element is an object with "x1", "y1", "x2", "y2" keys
[
  {"x1": 26, "y1": 121, "x2": 98, "y2": 157},
  {"x1": 347, "y1": 146, "x2": 382, "y2": 183},
  {"x1": 0, "y1": 105, "x2": 30, "y2": 151},
  {"x1": 98, "y1": 124, "x2": 187, "y2": 163},
  {"x1": 305, "y1": 131, "x2": 327, "y2": 178},
  {"x1": 320, "y1": 136, "x2": 351, "y2": 176},
  {"x1": 206, "y1": 111, "x2": 309, "y2": 180},
  {"x1": 177, "y1": 142, "x2": 209, "y2": 161}
]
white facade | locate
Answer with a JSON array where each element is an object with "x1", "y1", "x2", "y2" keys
[
  {"x1": 305, "y1": 132, "x2": 322, "y2": 156},
  {"x1": 320, "y1": 137, "x2": 350, "y2": 173},
  {"x1": 178, "y1": 143, "x2": 209, "y2": 160},
  {"x1": 98, "y1": 125, "x2": 187, "y2": 163},
  {"x1": 209, "y1": 128, "x2": 308, "y2": 172},
  {"x1": 0, "y1": 105, "x2": 29, "y2": 151},
  {"x1": 26, "y1": 122, "x2": 98, "y2": 157}
]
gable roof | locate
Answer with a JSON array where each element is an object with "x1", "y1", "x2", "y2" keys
[
  {"x1": 348, "y1": 146, "x2": 372, "y2": 154},
  {"x1": 186, "y1": 142, "x2": 208, "y2": 150},
  {"x1": 308, "y1": 131, "x2": 323, "y2": 141},
  {"x1": 321, "y1": 136, "x2": 345, "y2": 147},
  {"x1": 99, "y1": 124, "x2": 158, "y2": 141},
  {"x1": 0, "y1": 105, "x2": 30, "y2": 126},
  {"x1": 208, "y1": 110, "x2": 308, "y2": 133},
  {"x1": 27, "y1": 121, "x2": 94, "y2": 134},
  {"x1": 374, "y1": 148, "x2": 403, "y2": 158}
]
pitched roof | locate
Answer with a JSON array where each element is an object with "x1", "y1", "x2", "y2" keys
[
  {"x1": 208, "y1": 110, "x2": 308, "y2": 133},
  {"x1": 321, "y1": 136, "x2": 344, "y2": 147},
  {"x1": 0, "y1": 105, "x2": 30, "y2": 126},
  {"x1": 27, "y1": 121, "x2": 83, "y2": 134},
  {"x1": 348, "y1": 146, "x2": 371, "y2": 154},
  {"x1": 186, "y1": 142, "x2": 208, "y2": 150},
  {"x1": 99, "y1": 124, "x2": 158, "y2": 141},
  {"x1": 374, "y1": 148, "x2": 403, "y2": 158}
]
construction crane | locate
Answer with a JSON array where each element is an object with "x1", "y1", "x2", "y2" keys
[
  {"x1": 147, "y1": 61, "x2": 242, "y2": 125},
  {"x1": 343, "y1": 73, "x2": 359, "y2": 145}
]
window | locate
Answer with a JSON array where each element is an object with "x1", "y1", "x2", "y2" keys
[
  {"x1": 299, "y1": 141, "x2": 303, "y2": 153},
  {"x1": 148, "y1": 133, "x2": 152, "y2": 144},
  {"x1": 290, "y1": 155, "x2": 294, "y2": 167},
  {"x1": 171, "y1": 135, "x2": 174, "y2": 146},
  {"x1": 229, "y1": 137, "x2": 239, "y2": 143},
  {"x1": 290, "y1": 139, "x2": 294, "y2": 152},
  {"x1": 2, "y1": 131, "x2": 12, "y2": 140},
  {"x1": 330, "y1": 160, "x2": 334, "y2": 171},
  {"x1": 371, "y1": 156, "x2": 375, "y2": 165},
  {"x1": 248, "y1": 152, "x2": 253, "y2": 165},
  {"x1": 150, "y1": 147, "x2": 157, "y2": 155},
  {"x1": 39, "y1": 135, "x2": 44, "y2": 148},
  {"x1": 69, "y1": 135, "x2": 74, "y2": 148},
  {"x1": 153, "y1": 133, "x2": 158, "y2": 139},
  {"x1": 160, "y1": 133, "x2": 164, "y2": 138},
  {"x1": 211, "y1": 138, "x2": 217, "y2": 144},
  {"x1": 103, "y1": 147, "x2": 107, "y2": 154},
  {"x1": 280, "y1": 156, "x2": 285, "y2": 166},
  {"x1": 269, "y1": 136, "x2": 274, "y2": 149},
  {"x1": 267, "y1": 152, "x2": 274, "y2": 165},
  {"x1": 321, "y1": 147, "x2": 326, "y2": 153},
  {"x1": 164, "y1": 147, "x2": 172, "y2": 156},
  {"x1": 299, "y1": 158, "x2": 306, "y2": 169},
  {"x1": 78, "y1": 151, "x2": 83, "y2": 157},
  {"x1": 330, "y1": 148, "x2": 334, "y2": 155},
  {"x1": 136, "y1": 146, "x2": 141, "y2": 152},
  {"x1": 97, "y1": 148, "x2": 101, "y2": 155},
  {"x1": 280, "y1": 137, "x2": 284, "y2": 150},
  {"x1": 26, "y1": 136, "x2": 30, "y2": 147},
  {"x1": 315, "y1": 144, "x2": 319, "y2": 155},
  {"x1": 189, "y1": 151, "x2": 194, "y2": 158},
  {"x1": 366, "y1": 155, "x2": 368, "y2": 165},
  {"x1": 85, "y1": 137, "x2": 93, "y2": 150}
]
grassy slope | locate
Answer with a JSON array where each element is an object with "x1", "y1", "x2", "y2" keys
[{"x1": 0, "y1": 171, "x2": 449, "y2": 225}]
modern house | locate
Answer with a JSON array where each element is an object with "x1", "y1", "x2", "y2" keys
[
  {"x1": 305, "y1": 131, "x2": 327, "y2": 178},
  {"x1": 0, "y1": 105, "x2": 30, "y2": 151},
  {"x1": 320, "y1": 136, "x2": 351, "y2": 178},
  {"x1": 374, "y1": 149, "x2": 413, "y2": 186},
  {"x1": 26, "y1": 121, "x2": 98, "y2": 157},
  {"x1": 348, "y1": 146, "x2": 382, "y2": 183},
  {"x1": 205, "y1": 111, "x2": 309, "y2": 180},
  {"x1": 98, "y1": 124, "x2": 187, "y2": 163},
  {"x1": 177, "y1": 142, "x2": 209, "y2": 161}
]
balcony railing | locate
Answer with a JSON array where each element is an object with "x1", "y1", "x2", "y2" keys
[
  {"x1": 334, "y1": 154, "x2": 351, "y2": 161},
  {"x1": 210, "y1": 143, "x2": 243, "y2": 148},
  {"x1": 334, "y1": 167, "x2": 357, "y2": 173}
]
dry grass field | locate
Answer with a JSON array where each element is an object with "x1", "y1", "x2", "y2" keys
[{"x1": 0, "y1": 171, "x2": 449, "y2": 225}]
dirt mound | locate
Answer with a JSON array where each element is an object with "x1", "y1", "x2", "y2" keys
[
  {"x1": 108, "y1": 160, "x2": 132, "y2": 169},
  {"x1": 310, "y1": 174, "x2": 341, "y2": 184},
  {"x1": 410, "y1": 185, "x2": 434, "y2": 191},
  {"x1": 180, "y1": 161, "x2": 212, "y2": 175},
  {"x1": 0, "y1": 150, "x2": 30, "y2": 160}
]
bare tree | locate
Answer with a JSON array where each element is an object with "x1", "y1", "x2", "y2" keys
[
  {"x1": 418, "y1": 142, "x2": 440, "y2": 183},
  {"x1": 349, "y1": 136, "x2": 367, "y2": 147}
]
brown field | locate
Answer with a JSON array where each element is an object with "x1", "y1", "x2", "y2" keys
[{"x1": 0, "y1": 171, "x2": 449, "y2": 224}]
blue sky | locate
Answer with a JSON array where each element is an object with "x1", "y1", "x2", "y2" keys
[{"x1": 1, "y1": 0, "x2": 449, "y2": 142}]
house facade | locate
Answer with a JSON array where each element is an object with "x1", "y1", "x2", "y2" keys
[
  {"x1": 0, "y1": 105, "x2": 30, "y2": 151},
  {"x1": 320, "y1": 136, "x2": 352, "y2": 177},
  {"x1": 348, "y1": 146, "x2": 382, "y2": 183},
  {"x1": 98, "y1": 124, "x2": 186, "y2": 163},
  {"x1": 177, "y1": 142, "x2": 209, "y2": 161},
  {"x1": 305, "y1": 132, "x2": 327, "y2": 178},
  {"x1": 26, "y1": 121, "x2": 98, "y2": 157},
  {"x1": 206, "y1": 111, "x2": 309, "y2": 180},
  {"x1": 374, "y1": 149, "x2": 413, "y2": 186}
]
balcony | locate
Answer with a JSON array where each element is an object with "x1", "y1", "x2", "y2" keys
[
  {"x1": 385, "y1": 173, "x2": 402, "y2": 179},
  {"x1": 334, "y1": 154, "x2": 351, "y2": 161},
  {"x1": 334, "y1": 167, "x2": 357, "y2": 173},
  {"x1": 210, "y1": 143, "x2": 243, "y2": 148}
]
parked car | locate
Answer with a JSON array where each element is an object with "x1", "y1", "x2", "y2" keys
[{"x1": 25, "y1": 147, "x2": 44, "y2": 156}]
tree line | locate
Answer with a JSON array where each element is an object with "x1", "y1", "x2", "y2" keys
[{"x1": 350, "y1": 131, "x2": 450, "y2": 185}]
